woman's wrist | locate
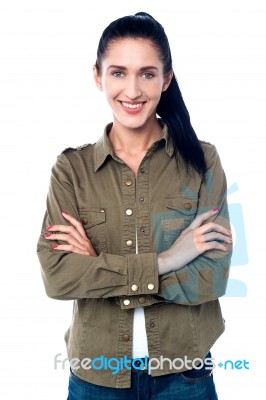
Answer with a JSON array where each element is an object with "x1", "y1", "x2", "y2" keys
[{"x1": 158, "y1": 252, "x2": 172, "y2": 275}]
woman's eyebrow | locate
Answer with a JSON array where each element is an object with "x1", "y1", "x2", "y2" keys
[
  {"x1": 107, "y1": 65, "x2": 159, "y2": 71},
  {"x1": 139, "y1": 66, "x2": 159, "y2": 72},
  {"x1": 107, "y1": 65, "x2": 127, "y2": 70}
]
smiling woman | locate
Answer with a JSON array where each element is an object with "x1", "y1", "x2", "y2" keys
[
  {"x1": 93, "y1": 38, "x2": 172, "y2": 143},
  {"x1": 37, "y1": 11, "x2": 232, "y2": 400},
  {"x1": 92, "y1": 37, "x2": 173, "y2": 174}
]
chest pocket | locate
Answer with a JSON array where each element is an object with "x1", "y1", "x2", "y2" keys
[
  {"x1": 79, "y1": 208, "x2": 107, "y2": 254},
  {"x1": 163, "y1": 196, "x2": 198, "y2": 245}
]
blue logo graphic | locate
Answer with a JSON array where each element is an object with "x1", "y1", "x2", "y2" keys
[
  {"x1": 152, "y1": 179, "x2": 248, "y2": 299},
  {"x1": 217, "y1": 359, "x2": 250, "y2": 370},
  {"x1": 224, "y1": 183, "x2": 248, "y2": 297}
]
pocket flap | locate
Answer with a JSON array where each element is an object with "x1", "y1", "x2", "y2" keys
[
  {"x1": 165, "y1": 196, "x2": 198, "y2": 215},
  {"x1": 79, "y1": 208, "x2": 106, "y2": 228}
]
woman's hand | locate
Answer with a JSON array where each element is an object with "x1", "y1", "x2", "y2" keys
[
  {"x1": 158, "y1": 208, "x2": 232, "y2": 275},
  {"x1": 43, "y1": 211, "x2": 97, "y2": 256}
]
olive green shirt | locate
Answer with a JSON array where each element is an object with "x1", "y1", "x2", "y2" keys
[{"x1": 37, "y1": 121, "x2": 231, "y2": 388}]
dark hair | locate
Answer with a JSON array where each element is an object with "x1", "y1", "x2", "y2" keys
[{"x1": 95, "y1": 12, "x2": 206, "y2": 175}]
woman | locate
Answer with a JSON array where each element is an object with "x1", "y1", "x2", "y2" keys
[{"x1": 37, "y1": 12, "x2": 232, "y2": 400}]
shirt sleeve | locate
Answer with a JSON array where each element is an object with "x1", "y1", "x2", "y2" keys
[
  {"x1": 119, "y1": 143, "x2": 232, "y2": 309},
  {"x1": 37, "y1": 155, "x2": 159, "y2": 300}
]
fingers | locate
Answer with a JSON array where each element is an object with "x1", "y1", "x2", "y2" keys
[
  {"x1": 44, "y1": 211, "x2": 97, "y2": 256},
  {"x1": 185, "y1": 207, "x2": 232, "y2": 239},
  {"x1": 46, "y1": 223, "x2": 83, "y2": 243},
  {"x1": 51, "y1": 243, "x2": 95, "y2": 256},
  {"x1": 200, "y1": 232, "x2": 232, "y2": 252},
  {"x1": 203, "y1": 231, "x2": 233, "y2": 245},
  {"x1": 187, "y1": 208, "x2": 219, "y2": 230},
  {"x1": 192, "y1": 224, "x2": 232, "y2": 253},
  {"x1": 61, "y1": 211, "x2": 88, "y2": 241},
  {"x1": 45, "y1": 231, "x2": 97, "y2": 256},
  {"x1": 182, "y1": 208, "x2": 232, "y2": 255},
  {"x1": 44, "y1": 232, "x2": 88, "y2": 251},
  {"x1": 200, "y1": 240, "x2": 228, "y2": 253},
  {"x1": 198, "y1": 221, "x2": 231, "y2": 237}
]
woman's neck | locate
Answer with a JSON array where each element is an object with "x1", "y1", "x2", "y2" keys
[
  {"x1": 108, "y1": 118, "x2": 163, "y2": 177},
  {"x1": 109, "y1": 119, "x2": 163, "y2": 156}
]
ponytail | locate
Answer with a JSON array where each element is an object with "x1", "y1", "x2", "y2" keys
[{"x1": 157, "y1": 74, "x2": 206, "y2": 175}]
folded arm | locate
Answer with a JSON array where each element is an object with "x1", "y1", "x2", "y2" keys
[{"x1": 37, "y1": 155, "x2": 159, "y2": 300}]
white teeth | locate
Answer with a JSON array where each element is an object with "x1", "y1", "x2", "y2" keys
[{"x1": 121, "y1": 102, "x2": 143, "y2": 109}]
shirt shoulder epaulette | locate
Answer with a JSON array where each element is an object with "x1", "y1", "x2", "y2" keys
[
  {"x1": 76, "y1": 143, "x2": 91, "y2": 151},
  {"x1": 61, "y1": 147, "x2": 75, "y2": 154},
  {"x1": 61, "y1": 143, "x2": 91, "y2": 154}
]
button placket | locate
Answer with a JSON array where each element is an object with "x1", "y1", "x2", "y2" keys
[
  {"x1": 135, "y1": 160, "x2": 150, "y2": 254},
  {"x1": 143, "y1": 306, "x2": 160, "y2": 360},
  {"x1": 122, "y1": 167, "x2": 136, "y2": 253}
]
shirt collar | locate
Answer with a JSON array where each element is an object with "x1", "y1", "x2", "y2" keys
[{"x1": 94, "y1": 120, "x2": 174, "y2": 172}]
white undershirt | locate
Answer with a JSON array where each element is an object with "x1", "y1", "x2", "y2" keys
[{"x1": 132, "y1": 230, "x2": 149, "y2": 359}]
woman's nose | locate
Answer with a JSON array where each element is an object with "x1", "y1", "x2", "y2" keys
[{"x1": 124, "y1": 78, "x2": 142, "y2": 99}]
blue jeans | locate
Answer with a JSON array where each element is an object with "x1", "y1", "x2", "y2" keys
[{"x1": 67, "y1": 353, "x2": 218, "y2": 400}]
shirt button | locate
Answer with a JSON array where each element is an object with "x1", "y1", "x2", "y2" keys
[
  {"x1": 131, "y1": 284, "x2": 138, "y2": 292},
  {"x1": 140, "y1": 227, "x2": 145, "y2": 233},
  {"x1": 139, "y1": 197, "x2": 144, "y2": 202},
  {"x1": 147, "y1": 283, "x2": 155, "y2": 290},
  {"x1": 126, "y1": 209, "x2": 133, "y2": 216},
  {"x1": 81, "y1": 217, "x2": 88, "y2": 225},
  {"x1": 184, "y1": 202, "x2": 192, "y2": 211},
  {"x1": 138, "y1": 297, "x2": 146, "y2": 304},
  {"x1": 122, "y1": 334, "x2": 130, "y2": 342},
  {"x1": 123, "y1": 299, "x2": 131, "y2": 306},
  {"x1": 125, "y1": 179, "x2": 133, "y2": 186},
  {"x1": 150, "y1": 322, "x2": 155, "y2": 328},
  {"x1": 140, "y1": 168, "x2": 145, "y2": 174},
  {"x1": 126, "y1": 240, "x2": 133, "y2": 247}
]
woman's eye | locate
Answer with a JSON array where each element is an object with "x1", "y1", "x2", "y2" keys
[
  {"x1": 112, "y1": 71, "x2": 124, "y2": 77},
  {"x1": 142, "y1": 72, "x2": 154, "y2": 79}
]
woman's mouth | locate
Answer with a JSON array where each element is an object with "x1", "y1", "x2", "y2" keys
[{"x1": 119, "y1": 101, "x2": 145, "y2": 113}]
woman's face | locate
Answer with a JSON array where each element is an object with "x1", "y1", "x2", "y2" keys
[{"x1": 94, "y1": 38, "x2": 172, "y2": 132}]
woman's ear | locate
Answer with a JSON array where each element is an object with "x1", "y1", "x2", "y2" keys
[
  {"x1": 162, "y1": 70, "x2": 174, "y2": 92},
  {"x1": 93, "y1": 65, "x2": 103, "y2": 91}
]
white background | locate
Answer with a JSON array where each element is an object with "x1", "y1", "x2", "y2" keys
[{"x1": 0, "y1": 0, "x2": 265, "y2": 398}]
